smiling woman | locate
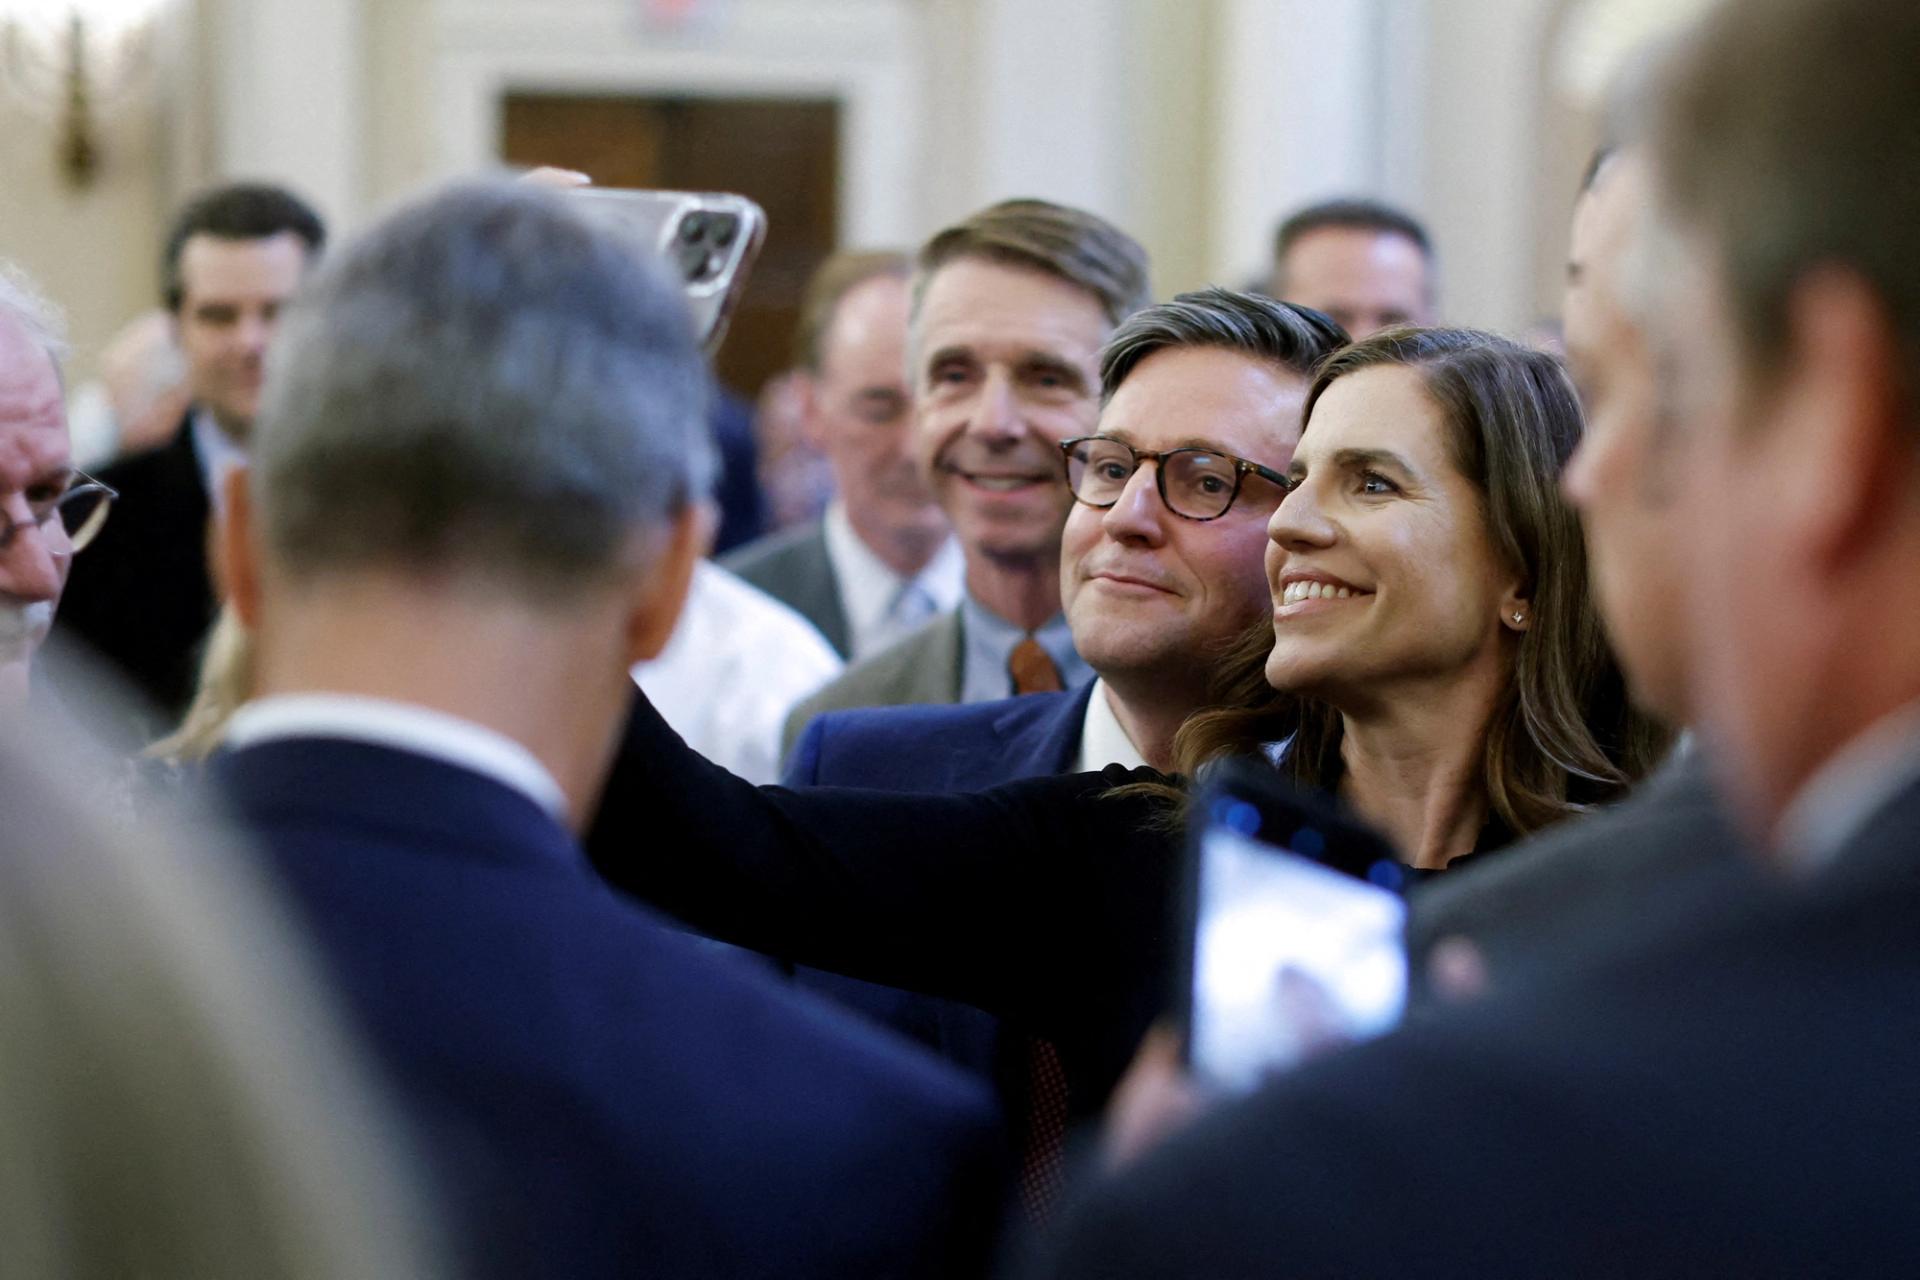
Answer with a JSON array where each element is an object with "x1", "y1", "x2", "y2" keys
[
  {"x1": 583, "y1": 320, "x2": 1668, "y2": 1130},
  {"x1": 1172, "y1": 328, "x2": 1669, "y2": 857}
]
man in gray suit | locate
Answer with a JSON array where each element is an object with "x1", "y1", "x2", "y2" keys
[
  {"x1": 723, "y1": 251, "x2": 963, "y2": 661},
  {"x1": 783, "y1": 199, "x2": 1151, "y2": 753}
]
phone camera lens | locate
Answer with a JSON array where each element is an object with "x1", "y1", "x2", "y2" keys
[
  {"x1": 674, "y1": 241, "x2": 708, "y2": 280},
  {"x1": 709, "y1": 215, "x2": 739, "y2": 248},
  {"x1": 678, "y1": 213, "x2": 709, "y2": 242}
]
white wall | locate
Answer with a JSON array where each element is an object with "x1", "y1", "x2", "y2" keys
[{"x1": 3, "y1": 0, "x2": 1699, "y2": 389}]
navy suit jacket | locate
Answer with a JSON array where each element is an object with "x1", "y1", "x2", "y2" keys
[
  {"x1": 785, "y1": 682, "x2": 1094, "y2": 791},
  {"x1": 781, "y1": 685, "x2": 1097, "y2": 1105},
  {"x1": 214, "y1": 737, "x2": 1002, "y2": 1280},
  {"x1": 52, "y1": 419, "x2": 213, "y2": 730},
  {"x1": 1034, "y1": 775, "x2": 1920, "y2": 1280}
]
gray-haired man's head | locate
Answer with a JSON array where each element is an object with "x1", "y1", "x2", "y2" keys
[
  {"x1": 0, "y1": 261, "x2": 72, "y2": 704},
  {"x1": 251, "y1": 181, "x2": 714, "y2": 600}
]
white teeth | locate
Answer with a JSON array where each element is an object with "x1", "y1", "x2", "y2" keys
[
  {"x1": 968, "y1": 475, "x2": 1036, "y2": 492},
  {"x1": 1282, "y1": 581, "x2": 1357, "y2": 605}
]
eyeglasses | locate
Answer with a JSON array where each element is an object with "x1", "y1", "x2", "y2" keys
[
  {"x1": 0, "y1": 472, "x2": 118, "y2": 554},
  {"x1": 1058, "y1": 436, "x2": 1290, "y2": 522}
]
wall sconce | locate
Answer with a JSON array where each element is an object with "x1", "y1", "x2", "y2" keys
[{"x1": 0, "y1": 0, "x2": 165, "y2": 189}]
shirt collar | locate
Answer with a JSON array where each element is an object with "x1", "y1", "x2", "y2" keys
[
  {"x1": 821, "y1": 502, "x2": 965, "y2": 659},
  {"x1": 1073, "y1": 679, "x2": 1148, "y2": 772},
  {"x1": 224, "y1": 693, "x2": 568, "y2": 822},
  {"x1": 1776, "y1": 697, "x2": 1920, "y2": 873},
  {"x1": 190, "y1": 409, "x2": 249, "y2": 515},
  {"x1": 958, "y1": 594, "x2": 1091, "y2": 704}
]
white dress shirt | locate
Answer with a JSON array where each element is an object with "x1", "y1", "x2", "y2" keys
[
  {"x1": 191, "y1": 409, "x2": 249, "y2": 517},
  {"x1": 1073, "y1": 678, "x2": 1148, "y2": 773},
  {"x1": 224, "y1": 692, "x2": 568, "y2": 820},
  {"x1": 821, "y1": 501, "x2": 965, "y2": 660},
  {"x1": 1777, "y1": 698, "x2": 1920, "y2": 874},
  {"x1": 633, "y1": 560, "x2": 844, "y2": 784}
]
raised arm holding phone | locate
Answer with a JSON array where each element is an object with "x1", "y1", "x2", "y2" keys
[{"x1": 585, "y1": 325, "x2": 1666, "y2": 1113}]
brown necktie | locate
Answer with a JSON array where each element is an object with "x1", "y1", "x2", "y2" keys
[{"x1": 1009, "y1": 636, "x2": 1064, "y2": 695}]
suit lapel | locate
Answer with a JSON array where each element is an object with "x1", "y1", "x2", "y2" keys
[
  {"x1": 990, "y1": 681, "x2": 1098, "y2": 777},
  {"x1": 915, "y1": 610, "x2": 965, "y2": 704},
  {"x1": 803, "y1": 524, "x2": 854, "y2": 658}
]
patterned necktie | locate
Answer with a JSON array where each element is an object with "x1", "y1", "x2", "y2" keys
[
  {"x1": 1009, "y1": 635, "x2": 1064, "y2": 695},
  {"x1": 1017, "y1": 1039, "x2": 1071, "y2": 1223}
]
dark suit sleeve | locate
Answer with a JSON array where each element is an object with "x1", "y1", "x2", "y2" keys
[
  {"x1": 782, "y1": 713, "x2": 827, "y2": 787},
  {"x1": 587, "y1": 689, "x2": 1182, "y2": 1049}
]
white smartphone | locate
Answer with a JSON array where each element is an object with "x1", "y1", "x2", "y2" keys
[
  {"x1": 1181, "y1": 762, "x2": 1409, "y2": 1093},
  {"x1": 567, "y1": 188, "x2": 767, "y2": 354}
]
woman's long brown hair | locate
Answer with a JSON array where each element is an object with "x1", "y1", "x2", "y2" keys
[{"x1": 1141, "y1": 328, "x2": 1670, "y2": 838}]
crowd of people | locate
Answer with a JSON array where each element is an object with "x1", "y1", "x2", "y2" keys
[{"x1": 3, "y1": 0, "x2": 1919, "y2": 1272}]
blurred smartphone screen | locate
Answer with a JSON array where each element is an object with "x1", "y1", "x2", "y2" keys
[{"x1": 1189, "y1": 823, "x2": 1408, "y2": 1093}]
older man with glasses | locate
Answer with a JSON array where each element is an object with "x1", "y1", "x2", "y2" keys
[{"x1": 0, "y1": 264, "x2": 116, "y2": 708}]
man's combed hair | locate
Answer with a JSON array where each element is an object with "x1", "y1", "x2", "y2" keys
[
  {"x1": 0, "y1": 259, "x2": 67, "y2": 366},
  {"x1": 913, "y1": 198, "x2": 1152, "y2": 328},
  {"x1": 1272, "y1": 198, "x2": 1433, "y2": 274},
  {"x1": 1098, "y1": 288, "x2": 1349, "y2": 405},
  {"x1": 252, "y1": 181, "x2": 713, "y2": 597},
  {"x1": 1651, "y1": 0, "x2": 1920, "y2": 419},
  {"x1": 162, "y1": 182, "x2": 326, "y2": 312}
]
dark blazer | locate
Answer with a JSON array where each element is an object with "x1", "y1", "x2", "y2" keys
[
  {"x1": 216, "y1": 736, "x2": 1004, "y2": 1279},
  {"x1": 722, "y1": 519, "x2": 852, "y2": 658},
  {"x1": 589, "y1": 691, "x2": 1183, "y2": 1123},
  {"x1": 1403, "y1": 749, "x2": 1753, "y2": 1005},
  {"x1": 785, "y1": 682, "x2": 1094, "y2": 790},
  {"x1": 782, "y1": 609, "x2": 967, "y2": 759},
  {"x1": 1033, "y1": 775, "x2": 1920, "y2": 1280},
  {"x1": 780, "y1": 684, "x2": 1099, "y2": 1106},
  {"x1": 53, "y1": 419, "x2": 213, "y2": 727}
]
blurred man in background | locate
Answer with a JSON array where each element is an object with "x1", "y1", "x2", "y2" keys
[
  {"x1": 1267, "y1": 197, "x2": 1435, "y2": 337},
  {"x1": 55, "y1": 182, "x2": 324, "y2": 727},
  {"x1": 725, "y1": 250, "x2": 964, "y2": 661}
]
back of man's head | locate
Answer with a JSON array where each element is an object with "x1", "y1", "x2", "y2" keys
[
  {"x1": 1643, "y1": 0, "x2": 1920, "y2": 833},
  {"x1": 913, "y1": 198, "x2": 1151, "y2": 329},
  {"x1": 161, "y1": 183, "x2": 326, "y2": 313},
  {"x1": 251, "y1": 181, "x2": 713, "y2": 602},
  {"x1": 1652, "y1": 0, "x2": 1920, "y2": 403}
]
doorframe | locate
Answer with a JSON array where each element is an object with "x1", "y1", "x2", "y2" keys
[{"x1": 428, "y1": 0, "x2": 920, "y2": 247}]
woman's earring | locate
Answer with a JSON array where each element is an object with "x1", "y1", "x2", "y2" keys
[{"x1": 1511, "y1": 611, "x2": 1526, "y2": 626}]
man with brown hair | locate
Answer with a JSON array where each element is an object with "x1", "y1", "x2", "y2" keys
[
  {"x1": 1266, "y1": 197, "x2": 1435, "y2": 338},
  {"x1": 1036, "y1": 1, "x2": 1920, "y2": 1274},
  {"x1": 784, "y1": 199, "x2": 1150, "y2": 748},
  {"x1": 724, "y1": 250, "x2": 963, "y2": 660}
]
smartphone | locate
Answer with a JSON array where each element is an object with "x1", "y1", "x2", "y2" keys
[
  {"x1": 567, "y1": 188, "x2": 767, "y2": 354},
  {"x1": 1178, "y1": 758, "x2": 1410, "y2": 1094}
]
